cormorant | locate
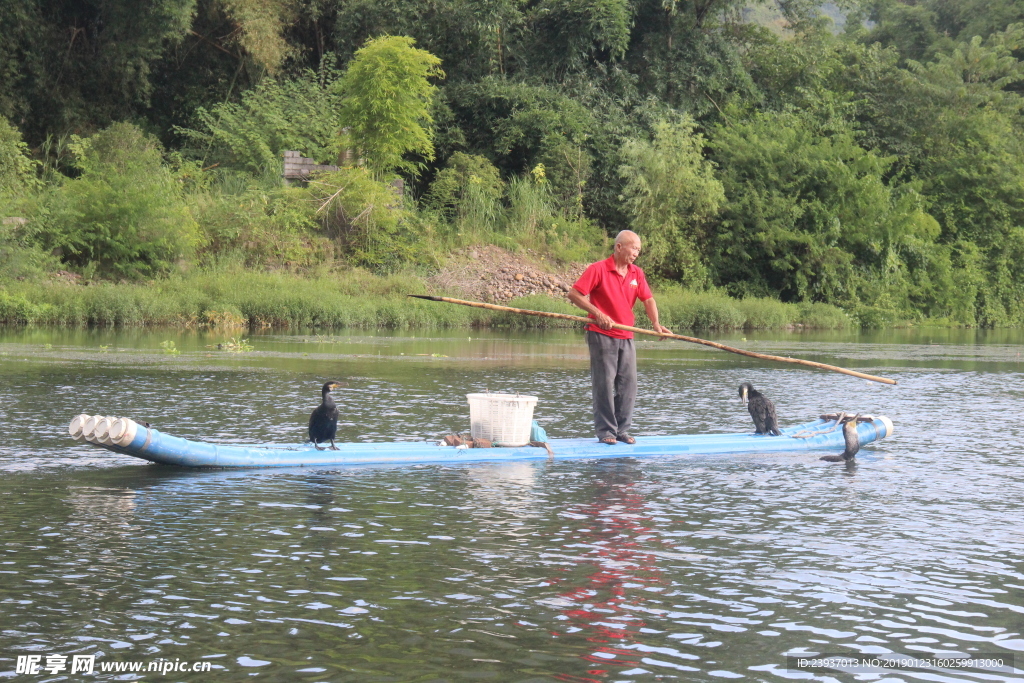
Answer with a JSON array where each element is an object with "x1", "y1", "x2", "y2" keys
[
  {"x1": 308, "y1": 380, "x2": 343, "y2": 450},
  {"x1": 821, "y1": 414, "x2": 861, "y2": 462},
  {"x1": 738, "y1": 382, "x2": 781, "y2": 435}
]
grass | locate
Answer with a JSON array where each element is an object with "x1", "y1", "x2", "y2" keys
[
  {"x1": 636, "y1": 286, "x2": 854, "y2": 331},
  {"x1": 0, "y1": 269, "x2": 489, "y2": 328},
  {"x1": 0, "y1": 269, "x2": 855, "y2": 330}
]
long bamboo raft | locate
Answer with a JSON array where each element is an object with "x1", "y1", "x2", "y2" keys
[{"x1": 68, "y1": 414, "x2": 893, "y2": 469}]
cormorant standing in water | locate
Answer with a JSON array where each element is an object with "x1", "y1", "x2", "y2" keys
[
  {"x1": 309, "y1": 381, "x2": 343, "y2": 450},
  {"x1": 738, "y1": 382, "x2": 782, "y2": 435}
]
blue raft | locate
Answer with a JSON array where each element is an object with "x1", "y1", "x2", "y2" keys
[{"x1": 69, "y1": 413, "x2": 893, "y2": 468}]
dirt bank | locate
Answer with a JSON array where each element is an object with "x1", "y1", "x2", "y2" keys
[{"x1": 428, "y1": 245, "x2": 587, "y2": 303}]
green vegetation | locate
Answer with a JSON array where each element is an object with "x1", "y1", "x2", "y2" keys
[
  {"x1": 336, "y1": 36, "x2": 444, "y2": 176},
  {"x1": 0, "y1": 266, "x2": 847, "y2": 331},
  {"x1": 0, "y1": 269, "x2": 850, "y2": 330},
  {"x1": 43, "y1": 124, "x2": 201, "y2": 279},
  {"x1": 3, "y1": 1, "x2": 1024, "y2": 328}
]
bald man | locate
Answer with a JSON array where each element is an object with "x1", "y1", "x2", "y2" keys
[{"x1": 568, "y1": 230, "x2": 670, "y2": 444}]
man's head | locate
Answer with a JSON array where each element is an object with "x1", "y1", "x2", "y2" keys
[{"x1": 613, "y1": 230, "x2": 642, "y2": 266}]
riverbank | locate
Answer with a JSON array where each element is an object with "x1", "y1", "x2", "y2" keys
[{"x1": 0, "y1": 261, "x2": 861, "y2": 330}]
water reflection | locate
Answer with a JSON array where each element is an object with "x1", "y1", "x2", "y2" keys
[{"x1": 548, "y1": 464, "x2": 675, "y2": 680}]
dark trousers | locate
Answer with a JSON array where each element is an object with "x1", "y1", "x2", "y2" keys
[{"x1": 586, "y1": 331, "x2": 637, "y2": 439}]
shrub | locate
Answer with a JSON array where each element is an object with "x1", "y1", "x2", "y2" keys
[
  {"x1": 42, "y1": 122, "x2": 200, "y2": 278},
  {"x1": 193, "y1": 178, "x2": 332, "y2": 268},
  {"x1": 310, "y1": 167, "x2": 433, "y2": 272},
  {"x1": 0, "y1": 223, "x2": 58, "y2": 282},
  {"x1": 424, "y1": 152, "x2": 504, "y2": 234},
  {"x1": 0, "y1": 290, "x2": 42, "y2": 323},
  {"x1": 176, "y1": 61, "x2": 344, "y2": 175},
  {"x1": 503, "y1": 172, "x2": 607, "y2": 263},
  {"x1": 851, "y1": 306, "x2": 902, "y2": 329},
  {"x1": 644, "y1": 285, "x2": 852, "y2": 330},
  {"x1": 735, "y1": 298, "x2": 795, "y2": 329},
  {"x1": 646, "y1": 287, "x2": 744, "y2": 330},
  {"x1": 0, "y1": 115, "x2": 39, "y2": 197},
  {"x1": 798, "y1": 302, "x2": 853, "y2": 329}
]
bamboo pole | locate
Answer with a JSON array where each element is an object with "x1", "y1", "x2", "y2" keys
[{"x1": 408, "y1": 294, "x2": 898, "y2": 385}]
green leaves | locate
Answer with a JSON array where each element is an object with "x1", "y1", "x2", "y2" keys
[
  {"x1": 0, "y1": 115, "x2": 38, "y2": 197},
  {"x1": 336, "y1": 36, "x2": 444, "y2": 177},
  {"x1": 177, "y1": 60, "x2": 345, "y2": 175},
  {"x1": 528, "y1": 0, "x2": 632, "y2": 73},
  {"x1": 43, "y1": 123, "x2": 200, "y2": 279},
  {"x1": 219, "y1": 0, "x2": 298, "y2": 73},
  {"x1": 709, "y1": 112, "x2": 945, "y2": 309},
  {"x1": 424, "y1": 152, "x2": 504, "y2": 223},
  {"x1": 619, "y1": 118, "x2": 724, "y2": 286},
  {"x1": 309, "y1": 167, "x2": 426, "y2": 272}
]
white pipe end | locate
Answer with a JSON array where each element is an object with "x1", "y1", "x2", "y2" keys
[
  {"x1": 107, "y1": 417, "x2": 127, "y2": 444},
  {"x1": 111, "y1": 418, "x2": 138, "y2": 447},
  {"x1": 93, "y1": 417, "x2": 112, "y2": 444},
  {"x1": 879, "y1": 416, "x2": 894, "y2": 439},
  {"x1": 72, "y1": 414, "x2": 139, "y2": 446},
  {"x1": 82, "y1": 415, "x2": 105, "y2": 443},
  {"x1": 69, "y1": 414, "x2": 90, "y2": 440}
]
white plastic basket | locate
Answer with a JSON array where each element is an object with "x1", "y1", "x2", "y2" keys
[{"x1": 466, "y1": 393, "x2": 538, "y2": 447}]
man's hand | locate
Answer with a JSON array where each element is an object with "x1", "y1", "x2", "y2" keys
[
  {"x1": 642, "y1": 298, "x2": 669, "y2": 338},
  {"x1": 595, "y1": 312, "x2": 615, "y2": 330},
  {"x1": 568, "y1": 288, "x2": 615, "y2": 329}
]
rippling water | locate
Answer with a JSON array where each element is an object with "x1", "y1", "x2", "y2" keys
[{"x1": 1, "y1": 327, "x2": 1022, "y2": 682}]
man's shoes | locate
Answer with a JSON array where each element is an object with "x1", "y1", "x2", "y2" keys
[
  {"x1": 616, "y1": 435, "x2": 636, "y2": 445},
  {"x1": 599, "y1": 436, "x2": 618, "y2": 445}
]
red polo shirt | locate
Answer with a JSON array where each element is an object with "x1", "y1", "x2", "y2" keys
[{"x1": 572, "y1": 256, "x2": 653, "y2": 339}]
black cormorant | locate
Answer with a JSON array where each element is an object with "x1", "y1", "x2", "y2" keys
[
  {"x1": 738, "y1": 382, "x2": 781, "y2": 436},
  {"x1": 309, "y1": 380, "x2": 343, "y2": 450},
  {"x1": 821, "y1": 414, "x2": 861, "y2": 462}
]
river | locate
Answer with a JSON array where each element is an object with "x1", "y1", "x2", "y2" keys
[{"x1": 1, "y1": 327, "x2": 1022, "y2": 682}]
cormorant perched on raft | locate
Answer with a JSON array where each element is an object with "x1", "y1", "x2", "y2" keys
[
  {"x1": 738, "y1": 382, "x2": 782, "y2": 436},
  {"x1": 821, "y1": 415, "x2": 861, "y2": 462},
  {"x1": 309, "y1": 381, "x2": 343, "y2": 450}
]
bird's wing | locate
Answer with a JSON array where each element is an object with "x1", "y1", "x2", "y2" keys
[
  {"x1": 748, "y1": 402, "x2": 766, "y2": 431},
  {"x1": 765, "y1": 400, "x2": 780, "y2": 434}
]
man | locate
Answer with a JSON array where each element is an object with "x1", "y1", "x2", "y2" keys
[{"x1": 568, "y1": 230, "x2": 670, "y2": 445}]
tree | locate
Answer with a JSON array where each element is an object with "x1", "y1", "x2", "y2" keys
[
  {"x1": 176, "y1": 59, "x2": 345, "y2": 174},
  {"x1": 219, "y1": 0, "x2": 298, "y2": 73},
  {"x1": 709, "y1": 111, "x2": 943, "y2": 309},
  {"x1": 336, "y1": 36, "x2": 444, "y2": 176},
  {"x1": 619, "y1": 118, "x2": 724, "y2": 286},
  {"x1": 526, "y1": 0, "x2": 632, "y2": 77},
  {"x1": 0, "y1": 0, "x2": 196, "y2": 145},
  {"x1": 444, "y1": 78, "x2": 597, "y2": 205}
]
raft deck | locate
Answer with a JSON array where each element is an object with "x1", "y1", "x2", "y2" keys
[{"x1": 69, "y1": 414, "x2": 893, "y2": 469}]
